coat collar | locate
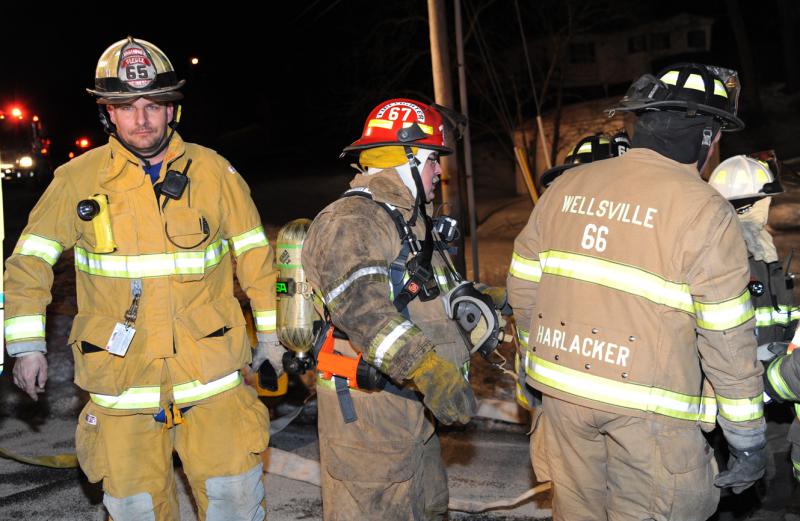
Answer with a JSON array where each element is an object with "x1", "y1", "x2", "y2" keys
[
  {"x1": 349, "y1": 169, "x2": 416, "y2": 210},
  {"x1": 103, "y1": 131, "x2": 187, "y2": 192}
]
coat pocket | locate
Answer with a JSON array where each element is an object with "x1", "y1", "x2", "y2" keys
[
  {"x1": 176, "y1": 297, "x2": 249, "y2": 383},
  {"x1": 69, "y1": 314, "x2": 143, "y2": 395},
  {"x1": 654, "y1": 426, "x2": 718, "y2": 521},
  {"x1": 164, "y1": 207, "x2": 212, "y2": 250},
  {"x1": 323, "y1": 438, "x2": 422, "y2": 484}
]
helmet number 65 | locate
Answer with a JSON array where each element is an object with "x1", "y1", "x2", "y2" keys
[
  {"x1": 126, "y1": 64, "x2": 149, "y2": 80},
  {"x1": 581, "y1": 224, "x2": 608, "y2": 252}
]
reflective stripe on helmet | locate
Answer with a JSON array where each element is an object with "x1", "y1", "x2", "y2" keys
[
  {"x1": 323, "y1": 264, "x2": 390, "y2": 309},
  {"x1": 402, "y1": 121, "x2": 433, "y2": 135},
  {"x1": 716, "y1": 394, "x2": 764, "y2": 422},
  {"x1": 367, "y1": 317, "x2": 419, "y2": 372},
  {"x1": 74, "y1": 238, "x2": 229, "y2": 278},
  {"x1": 509, "y1": 252, "x2": 542, "y2": 283},
  {"x1": 16, "y1": 234, "x2": 63, "y2": 266},
  {"x1": 5, "y1": 314, "x2": 45, "y2": 342},
  {"x1": 368, "y1": 119, "x2": 394, "y2": 130},
  {"x1": 253, "y1": 310, "x2": 277, "y2": 333},
  {"x1": 714, "y1": 79, "x2": 728, "y2": 98},
  {"x1": 694, "y1": 290, "x2": 754, "y2": 331},
  {"x1": 90, "y1": 371, "x2": 242, "y2": 410},
  {"x1": 526, "y1": 352, "x2": 718, "y2": 423},
  {"x1": 229, "y1": 226, "x2": 269, "y2": 257}
]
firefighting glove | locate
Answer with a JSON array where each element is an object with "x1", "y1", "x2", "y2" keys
[
  {"x1": 714, "y1": 443, "x2": 768, "y2": 494},
  {"x1": 251, "y1": 333, "x2": 286, "y2": 391},
  {"x1": 715, "y1": 417, "x2": 767, "y2": 494},
  {"x1": 408, "y1": 351, "x2": 477, "y2": 425}
]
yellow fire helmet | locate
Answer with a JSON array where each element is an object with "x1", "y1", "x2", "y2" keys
[
  {"x1": 708, "y1": 155, "x2": 781, "y2": 202},
  {"x1": 86, "y1": 36, "x2": 185, "y2": 104}
]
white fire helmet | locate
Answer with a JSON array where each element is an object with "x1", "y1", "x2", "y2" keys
[{"x1": 708, "y1": 155, "x2": 779, "y2": 201}]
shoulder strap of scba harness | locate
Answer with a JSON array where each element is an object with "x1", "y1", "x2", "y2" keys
[{"x1": 342, "y1": 187, "x2": 439, "y2": 317}]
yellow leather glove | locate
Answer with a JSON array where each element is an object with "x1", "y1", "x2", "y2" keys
[{"x1": 408, "y1": 351, "x2": 477, "y2": 425}]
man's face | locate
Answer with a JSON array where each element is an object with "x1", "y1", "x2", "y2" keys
[
  {"x1": 107, "y1": 98, "x2": 173, "y2": 153},
  {"x1": 420, "y1": 152, "x2": 441, "y2": 202}
]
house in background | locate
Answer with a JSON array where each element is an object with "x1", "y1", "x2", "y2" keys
[{"x1": 510, "y1": 14, "x2": 717, "y2": 193}]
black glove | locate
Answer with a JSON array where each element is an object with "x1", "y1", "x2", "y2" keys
[{"x1": 714, "y1": 443, "x2": 767, "y2": 494}]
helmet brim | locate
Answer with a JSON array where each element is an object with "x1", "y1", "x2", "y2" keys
[
  {"x1": 341, "y1": 141, "x2": 453, "y2": 156},
  {"x1": 612, "y1": 100, "x2": 745, "y2": 132},
  {"x1": 87, "y1": 81, "x2": 185, "y2": 105},
  {"x1": 539, "y1": 163, "x2": 578, "y2": 188}
]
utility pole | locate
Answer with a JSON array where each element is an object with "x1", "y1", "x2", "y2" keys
[
  {"x1": 454, "y1": 0, "x2": 479, "y2": 282},
  {"x1": 428, "y1": 0, "x2": 466, "y2": 275}
]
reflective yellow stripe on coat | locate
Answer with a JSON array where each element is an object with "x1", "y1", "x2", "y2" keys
[
  {"x1": 526, "y1": 353, "x2": 718, "y2": 423},
  {"x1": 229, "y1": 225, "x2": 269, "y2": 257},
  {"x1": 253, "y1": 310, "x2": 277, "y2": 333},
  {"x1": 16, "y1": 234, "x2": 63, "y2": 266},
  {"x1": 90, "y1": 371, "x2": 242, "y2": 410},
  {"x1": 5, "y1": 314, "x2": 46, "y2": 342},
  {"x1": 509, "y1": 249, "x2": 754, "y2": 330},
  {"x1": 74, "y1": 239, "x2": 229, "y2": 278}
]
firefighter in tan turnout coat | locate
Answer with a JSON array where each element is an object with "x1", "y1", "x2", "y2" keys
[
  {"x1": 508, "y1": 63, "x2": 767, "y2": 520},
  {"x1": 302, "y1": 98, "x2": 477, "y2": 520},
  {"x1": 5, "y1": 37, "x2": 282, "y2": 521}
]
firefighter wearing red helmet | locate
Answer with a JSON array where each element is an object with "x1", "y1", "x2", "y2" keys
[
  {"x1": 302, "y1": 98, "x2": 477, "y2": 519},
  {"x1": 508, "y1": 63, "x2": 765, "y2": 520},
  {"x1": 6, "y1": 36, "x2": 280, "y2": 520}
]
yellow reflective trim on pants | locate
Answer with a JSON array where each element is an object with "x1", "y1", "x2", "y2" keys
[
  {"x1": 509, "y1": 252, "x2": 542, "y2": 283},
  {"x1": 16, "y1": 234, "x2": 63, "y2": 266},
  {"x1": 229, "y1": 225, "x2": 269, "y2": 257},
  {"x1": 74, "y1": 239, "x2": 229, "y2": 278},
  {"x1": 525, "y1": 352, "x2": 717, "y2": 423},
  {"x1": 694, "y1": 289, "x2": 754, "y2": 331},
  {"x1": 5, "y1": 314, "x2": 45, "y2": 341},
  {"x1": 756, "y1": 305, "x2": 798, "y2": 327},
  {"x1": 253, "y1": 309, "x2": 277, "y2": 332},
  {"x1": 90, "y1": 371, "x2": 242, "y2": 410},
  {"x1": 539, "y1": 250, "x2": 694, "y2": 313},
  {"x1": 716, "y1": 394, "x2": 764, "y2": 422}
]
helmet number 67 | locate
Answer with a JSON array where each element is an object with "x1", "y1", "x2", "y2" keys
[{"x1": 581, "y1": 224, "x2": 608, "y2": 252}]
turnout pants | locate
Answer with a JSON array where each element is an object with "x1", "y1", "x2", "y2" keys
[
  {"x1": 75, "y1": 383, "x2": 269, "y2": 521},
  {"x1": 534, "y1": 395, "x2": 719, "y2": 521},
  {"x1": 317, "y1": 379, "x2": 448, "y2": 521}
]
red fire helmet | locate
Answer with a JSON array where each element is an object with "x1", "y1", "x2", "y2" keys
[{"x1": 343, "y1": 98, "x2": 452, "y2": 155}]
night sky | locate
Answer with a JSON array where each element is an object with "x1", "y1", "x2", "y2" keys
[{"x1": 0, "y1": 1, "x2": 794, "y2": 175}]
